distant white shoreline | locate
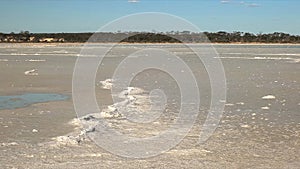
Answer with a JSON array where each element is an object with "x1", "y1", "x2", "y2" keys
[{"x1": 0, "y1": 42, "x2": 300, "y2": 46}]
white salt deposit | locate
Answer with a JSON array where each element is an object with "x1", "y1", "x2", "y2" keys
[
  {"x1": 262, "y1": 95, "x2": 276, "y2": 100},
  {"x1": 24, "y1": 69, "x2": 38, "y2": 76},
  {"x1": 52, "y1": 81, "x2": 160, "y2": 146},
  {"x1": 107, "y1": 105, "x2": 117, "y2": 112},
  {"x1": 53, "y1": 50, "x2": 69, "y2": 53},
  {"x1": 53, "y1": 135, "x2": 82, "y2": 146},
  {"x1": 1, "y1": 142, "x2": 18, "y2": 146},
  {"x1": 98, "y1": 79, "x2": 113, "y2": 89},
  {"x1": 32, "y1": 129, "x2": 38, "y2": 133},
  {"x1": 118, "y1": 87, "x2": 145, "y2": 97},
  {"x1": 261, "y1": 106, "x2": 270, "y2": 110},
  {"x1": 25, "y1": 59, "x2": 46, "y2": 62},
  {"x1": 75, "y1": 153, "x2": 102, "y2": 158},
  {"x1": 68, "y1": 118, "x2": 82, "y2": 128},
  {"x1": 214, "y1": 55, "x2": 300, "y2": 64},
  {"x1": 240, "y1": 124, "x2": 250, "y2": 128},
  {"x1": 100, "y1": 110, "x2": 121, "y2": 118},
  {"x1": 287, "y1": 58, "x2": 300, "y2": 63},
  {"x1": 225, "y1": 103, "x2": 235, "y2": 106}
]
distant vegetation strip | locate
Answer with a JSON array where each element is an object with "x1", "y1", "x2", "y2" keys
[{"x1": 1, "y1": 31, "x2": 300, "y2": 43}]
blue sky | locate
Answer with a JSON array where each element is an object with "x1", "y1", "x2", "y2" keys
[{"x1": 0, "y1": 0, "x2": 299, "y2": 35}]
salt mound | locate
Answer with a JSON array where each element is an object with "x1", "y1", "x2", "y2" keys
[
  {"x1": 24, "y1": 69, "x2": 38, "y2": 76},
  {"x1": 52, "y1": 130, "x2": 87, "y2": 146},
  {"x1": 98, "y1": 79, "x2": 113, "y2": 89},
  {"x1": 262, "y1": 95, "x2": 276, "y2": 100},
  {"x1": 261, "y1": 106, "x2": 270, "y2": 110},
  {"x1": 100, "y1": 108, "x2": 122, "y2": 118}
]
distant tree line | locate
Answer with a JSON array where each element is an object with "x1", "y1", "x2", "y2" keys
[{"x1": 0, "y1": 31, "x2": 299, "y2": 43}]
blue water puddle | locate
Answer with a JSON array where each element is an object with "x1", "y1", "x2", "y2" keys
[{"x1": 0, "y1": 93, "x2": 69, "y2": 110}]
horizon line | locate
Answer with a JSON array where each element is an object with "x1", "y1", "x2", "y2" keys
[{"x1": 1, "y1": 31, "x2": 299, "y2": 36}]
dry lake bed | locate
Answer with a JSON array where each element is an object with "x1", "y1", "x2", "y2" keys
[{"x1": 0, "y1": 43, "x2": 299, "y2": 168}]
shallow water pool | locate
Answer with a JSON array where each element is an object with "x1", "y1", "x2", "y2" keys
[{"x1": 0, "y1": 93, "x2": 69, "y2": 110}]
